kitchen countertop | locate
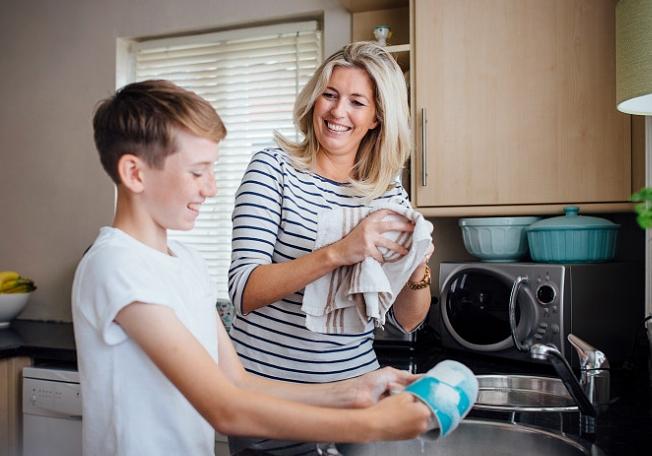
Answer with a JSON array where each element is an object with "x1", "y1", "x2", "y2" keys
[
  {"x1": 2, "y1": 320, "x2": 650, "y2": 455},
  {"x1": 0, "y1": 319, "x2": 76, "y2": 365}
]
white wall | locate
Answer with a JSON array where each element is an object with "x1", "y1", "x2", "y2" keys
[{"x1": 0, "y1": 0, "x2": 350, "y2": 322}]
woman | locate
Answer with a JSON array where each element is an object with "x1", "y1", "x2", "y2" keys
[
  {"x1": 228, "y1": 39, "x2": 433, "y2": 454},
  {"x1": 229, "y1": 41, "x2": 432, "y2": 383}
]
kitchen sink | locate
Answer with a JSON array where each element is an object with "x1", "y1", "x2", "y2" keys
[{"x1": 334, "y1": 419, "x2": 605, "y2": 455}]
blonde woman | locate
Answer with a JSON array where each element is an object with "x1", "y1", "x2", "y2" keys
[{"x1": 228, "y1": 41, "x2": 433, "y2": 453}]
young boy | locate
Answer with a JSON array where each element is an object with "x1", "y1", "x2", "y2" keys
[{"x1": 71, "y1": 80, "x2": 430, "y2": 455}]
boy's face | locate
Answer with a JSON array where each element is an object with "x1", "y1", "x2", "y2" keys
[{"x1": 141, "y1": 129, "x2": 218, "y2": 232}]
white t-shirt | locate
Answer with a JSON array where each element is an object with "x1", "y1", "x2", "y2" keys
[{"x1": 72, "y1": 227, "x2": 219, "y2": 456}]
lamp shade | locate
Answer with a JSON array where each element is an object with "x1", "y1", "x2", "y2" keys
[{"x1": 616, "y1": 0, "x2": 652, "y2": 115}]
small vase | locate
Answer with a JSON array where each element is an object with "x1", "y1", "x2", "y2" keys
[{"x1": 373, "y1": 25, "x2": 392, "y2": 46}]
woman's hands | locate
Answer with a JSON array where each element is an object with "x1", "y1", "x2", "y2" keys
[
  {"x1": 329, "y1": 209, "x2": 415, "y2": 266},
  {"x1": 407, "y1": 242, "x2": 434, "y2": 283}
]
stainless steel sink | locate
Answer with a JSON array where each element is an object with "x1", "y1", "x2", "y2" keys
[
  {"x1": 474, "y1": 374, "x2": 578, "y2": 412},
  {"x1": 334, "y1": 419, "x2": 605, "y2": 455}
]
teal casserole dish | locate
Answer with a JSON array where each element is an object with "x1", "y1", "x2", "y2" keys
[{"x1": 526, "y1": 207, "x2": 619, "y2": 263}]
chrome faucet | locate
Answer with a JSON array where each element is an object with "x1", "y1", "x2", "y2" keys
[{"x1": 530, "y1": 334, "x2": 610, "y2": 434}]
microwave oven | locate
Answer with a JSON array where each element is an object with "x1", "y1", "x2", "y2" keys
[{"x1": 437, "y1": 262, "x2": 643, "y2": 368}]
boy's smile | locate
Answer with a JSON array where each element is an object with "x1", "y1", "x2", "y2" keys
[{"x1": 142, "y1": 129, "x2": 219, "y2": 233}]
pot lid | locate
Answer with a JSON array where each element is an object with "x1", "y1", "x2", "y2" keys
[{"x1": 526, "y1": 207, "x2": 619, "y2": 231}]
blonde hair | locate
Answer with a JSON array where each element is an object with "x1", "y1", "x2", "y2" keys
[{"x1": 275, "y1": 42, "x2": 411, "y2": 201}]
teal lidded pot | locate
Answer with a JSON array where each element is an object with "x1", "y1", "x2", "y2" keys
[{"x1": 526, "y1": 207, "x2": 619, "y2": 263}]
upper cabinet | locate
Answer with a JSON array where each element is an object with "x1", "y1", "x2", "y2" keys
[{"x1": 411, "y1": 0, "x2": 643, "y2": 216}]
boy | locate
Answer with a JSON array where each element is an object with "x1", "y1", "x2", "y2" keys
[{"x1": 71, "y1": 80, "x2": 430, "y2": 455}]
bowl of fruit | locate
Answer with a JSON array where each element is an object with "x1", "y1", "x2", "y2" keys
[{"x1": 0, "y1": 271, "x2": 37, "y2": 328}]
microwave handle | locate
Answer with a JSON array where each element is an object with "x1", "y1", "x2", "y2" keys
[{"x1": 509, "y1": 275, "x2": 529, "y2": 351}]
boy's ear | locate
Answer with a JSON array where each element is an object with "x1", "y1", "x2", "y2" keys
[{"x1": 117, "y1": 154, "x2": 146, "y2": 193}]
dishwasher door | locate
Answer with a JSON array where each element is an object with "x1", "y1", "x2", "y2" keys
[{"x1": 23, "y1": 367, "x2": 82, "y2": 456}]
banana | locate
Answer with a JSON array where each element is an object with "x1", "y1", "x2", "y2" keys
[
  {"x1": 1, "y1": 278, "x2": 26, "y2": 291},
  {"x1": 0, "y1": 275, "x2": 36, "y2": 293},
  {"x1": 2, "y1": 283, "x2": 36, "y2": 294},
  {"x1": 0, "y1": 271, "x2": 20, "y2": 286},
  {"x1": 0, "y1": 279, "x2": 19, "y2": 292}
]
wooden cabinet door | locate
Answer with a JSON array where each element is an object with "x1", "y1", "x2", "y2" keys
[
  {"x1": 0, "y1": 356, "x2": 31, "y2": 456},
  {"x1": 413, "y1": 0, "x2": 631, "y2": 210}
]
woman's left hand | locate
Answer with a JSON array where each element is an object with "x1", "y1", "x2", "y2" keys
[
  {"x1": 348, "y1": 367, "x2": 421, "y2": 408},
  {"x1": 408, "y1": 242, "x2": 434, "y2": 282},
  {"x1": 423, "y1": 242, "x2": 434, "y2": 263}
]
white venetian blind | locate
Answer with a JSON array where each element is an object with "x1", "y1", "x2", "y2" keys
[{"x1": 131, "y1": 22, "x2": 322, "y2": 300}]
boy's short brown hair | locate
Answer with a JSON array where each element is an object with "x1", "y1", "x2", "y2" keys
[{"x1": 93, "y1": 80, "x2": 227, "y2": 184}]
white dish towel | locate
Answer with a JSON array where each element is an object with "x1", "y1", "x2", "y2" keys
[{"x1": 302, "y1": 201, "x2": 433, "y2": 334}]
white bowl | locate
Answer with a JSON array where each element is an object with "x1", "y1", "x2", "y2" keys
[
  {"x1": 0, "y1": 293, "x2": 31, "y2": 328},
  {"x1": 459, "y1": 217, "x2": 541, "y2": 262}
]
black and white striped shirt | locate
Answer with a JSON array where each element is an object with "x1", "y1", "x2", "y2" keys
[{"x1": 228, "y1": 148, "x2": 410, "y2": 383}]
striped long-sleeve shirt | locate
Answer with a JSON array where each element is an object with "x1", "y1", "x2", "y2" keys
[{"x1": 228, "y1": 148, "x2": 411, "y2": 383}]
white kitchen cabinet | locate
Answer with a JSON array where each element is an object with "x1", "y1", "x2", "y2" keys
[{"x1": 411, "y1": 0, "x2": 643, "y2": 216}]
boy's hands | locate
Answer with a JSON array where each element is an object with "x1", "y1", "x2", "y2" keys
[
  {"x1": 349, "y1": 367, "x2": 420, "y2": 408},
  {"x1": 366, "y1": 392, "x2": 432, "y2": 441},
  {"x1": 116, "y1": 303, "x2": 432, "y2": 442},
  {"x1": 349, "y1": 368, "x2": 432, "y2": 440}
]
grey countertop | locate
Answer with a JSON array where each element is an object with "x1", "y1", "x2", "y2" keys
[{"x1": 0, "y1": 319, "x2": 76, "y2": 364}]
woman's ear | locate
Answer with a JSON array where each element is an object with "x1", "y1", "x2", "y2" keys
[{"x1": 117, "y1": 154, "x2": 146, "y2": 193}]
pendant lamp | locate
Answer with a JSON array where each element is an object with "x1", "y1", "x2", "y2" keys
[{"x1": 616, "y1": 0, "x2": 652, "y2": 115}]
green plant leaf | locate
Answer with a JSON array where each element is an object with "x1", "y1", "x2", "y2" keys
[
  {"x1": 631, "y1": 187, "x2": 652, "y2": 202},
  {"x1": 632, "y1": 187, "x2": 652, "y2": 229}
]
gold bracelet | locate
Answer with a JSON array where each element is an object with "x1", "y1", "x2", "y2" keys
[{"x1": 407, "y1": 264, "x2": 431, "y2": 290}]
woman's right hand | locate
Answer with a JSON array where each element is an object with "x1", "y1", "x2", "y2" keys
[
  {"x1": 367, "y1": 392, "x2": 432, "y2": 441},
  {"x1": 329, "y1": 209, "x2": 415, "y2": 266}
]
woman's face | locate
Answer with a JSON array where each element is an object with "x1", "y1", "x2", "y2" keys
[{"x1": 312, "y1": 66, "x2": 378, "y2": 160}]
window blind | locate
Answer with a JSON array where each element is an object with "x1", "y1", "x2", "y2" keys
[{"x1": 132, "y1": 22, "x2": 322, "y2": 300}]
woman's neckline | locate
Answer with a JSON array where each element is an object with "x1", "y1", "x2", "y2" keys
[{"x1": 309, "y1": 168, "x2": 351, "y2": 185}]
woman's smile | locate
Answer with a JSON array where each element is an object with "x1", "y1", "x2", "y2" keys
[
  {"x1": 313, "y1": 66, "x2": 378, "y2": 161},
  {"x1": 324, "y1": 120, "x2": 352, "y2": 134}
]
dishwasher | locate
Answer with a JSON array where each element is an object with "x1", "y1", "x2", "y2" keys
[
  {"x1": 22, "y1": 366, "x2": 230, "y2": 456},
  {"x1": 22, "y1": 366, "x2": 82, "y2": 456}
]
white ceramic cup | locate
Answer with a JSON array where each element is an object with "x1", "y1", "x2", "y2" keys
[{"x1": 404, "y1": 360, "x2": 479, "y2": 438}]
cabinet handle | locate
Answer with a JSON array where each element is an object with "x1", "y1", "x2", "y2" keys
[{"x1": 420, "y1": 108, "x2": 428, "y2": 187}]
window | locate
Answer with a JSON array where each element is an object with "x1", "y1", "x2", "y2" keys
[{"x1": 125, "y1": 22, "x2": 322, "y2": 299}]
